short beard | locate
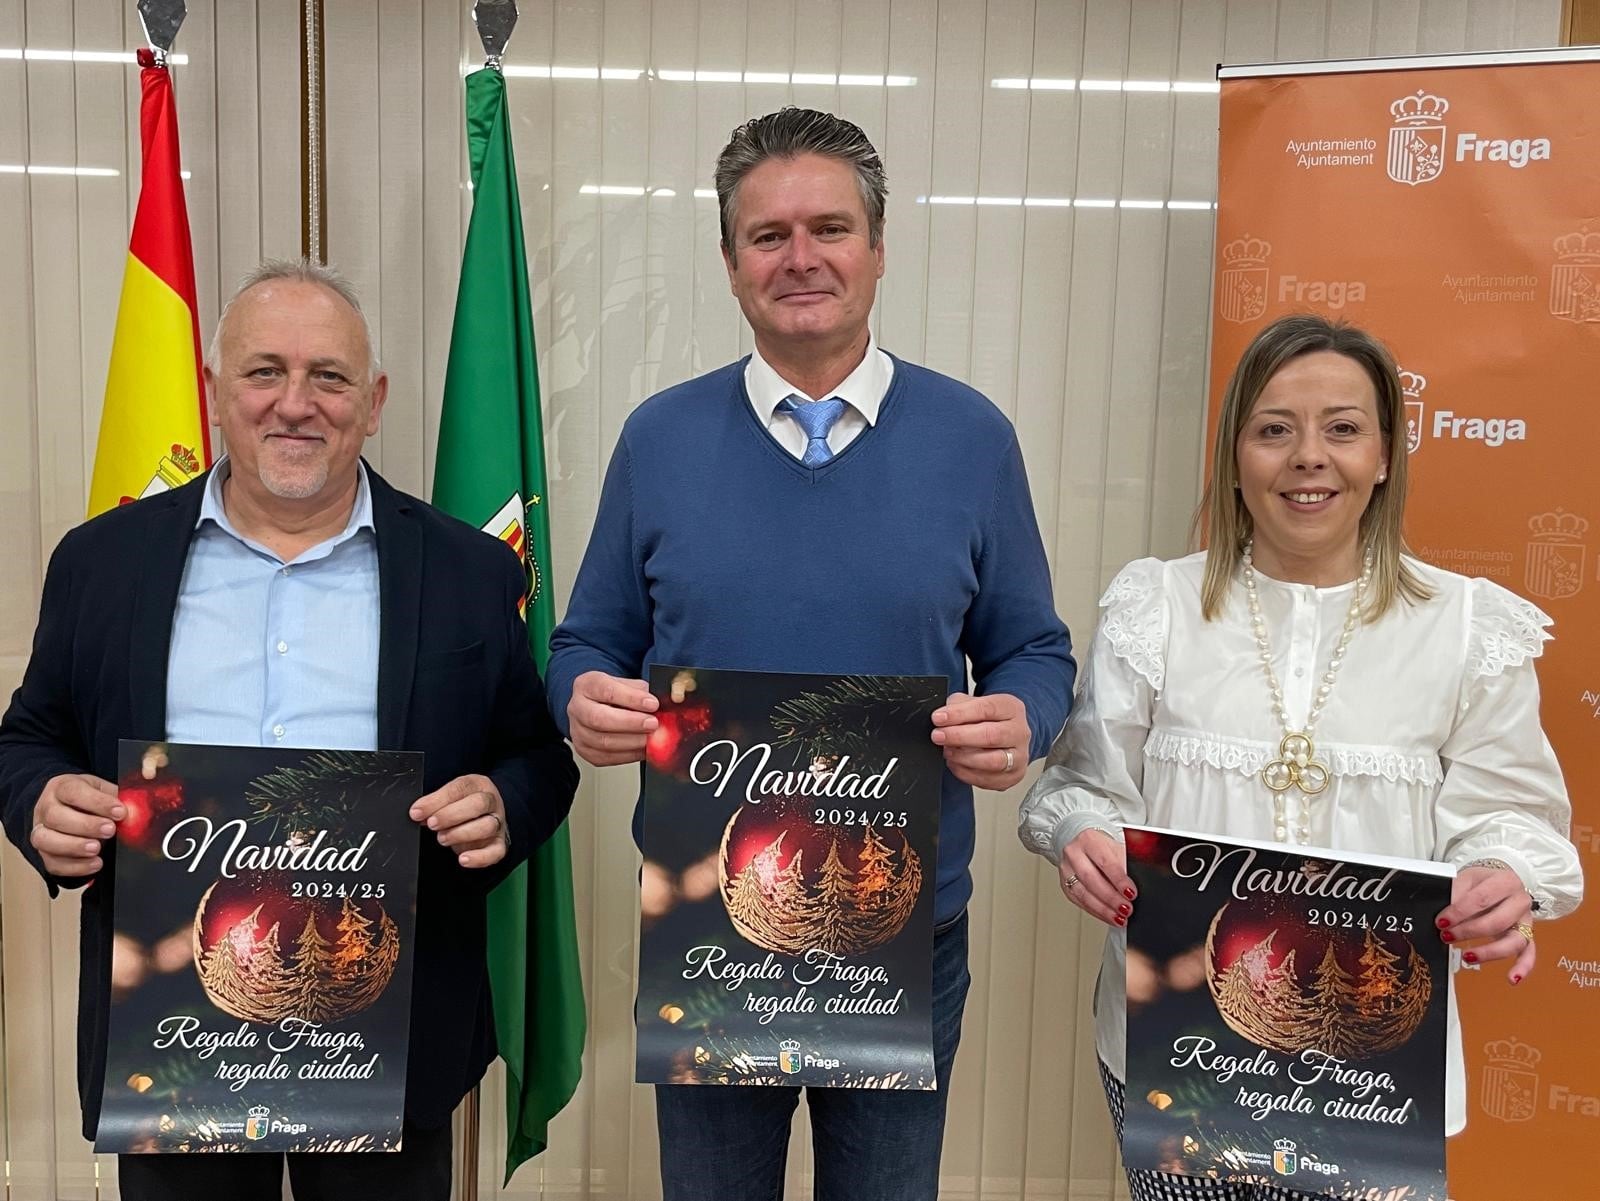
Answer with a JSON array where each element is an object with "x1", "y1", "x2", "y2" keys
[{"x1": 258, "y1": 461, "x2": 331, "y2": 500}]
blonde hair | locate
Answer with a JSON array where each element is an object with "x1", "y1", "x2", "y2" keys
[{"x1": 1198, "y1": 314, "x2": 1433, "y2": 621}]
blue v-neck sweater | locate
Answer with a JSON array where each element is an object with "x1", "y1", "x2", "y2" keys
[{"x1": 548, "y1": 355, "x2": 1075, "y2": 922}]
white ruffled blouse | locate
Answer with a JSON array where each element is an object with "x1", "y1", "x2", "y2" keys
[{"x1": 1019, "y1": 552, "x2": 1583, "y2": 1135}]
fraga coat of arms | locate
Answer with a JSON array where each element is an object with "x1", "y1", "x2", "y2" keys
[
  {"x1": 1219, "y1": 235, "x2": 1271, "y2": 324},
  {"x1": 1525, "y1": 510, "x2": 1588, "y2": 601},
  {"x1": 1387, "y1": 91, "x2": 1448, "y2": 186},
  {"x1": 1480, "y1": 1037, "x2": 1541, "y2": 1122}
]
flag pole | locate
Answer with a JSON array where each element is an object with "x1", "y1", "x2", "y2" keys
[
  {"x1": 445, "y1": 0, "x2": 584, "y2": 1187},
  {"x1": 89, "y1": 0, "x2": 192, "y2": 1162},
  {"x1": 300, "y1": 0, "x2": 327, "y2": 262},
  {"x1": 456, "y1": 5, "x2": 516, "y2": 1192}
]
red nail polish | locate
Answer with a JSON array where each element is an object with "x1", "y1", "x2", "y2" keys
[
  {"x1": 1436, "y1": 917, "x2": 1450, "y2": 929},
  {"x1": 1512, "y1": 974, "x2": 1523, "y2": 985},
  {"x1": 1463, "y1": 951, "x2": 1478, "y2": 963},
  {"x1": 1114, "y1": 915, "x2": 1126, "y2": 927},
  {"x1": 1123, "y1": 888, "x2": 1136, "y2": 900},
  {"x1": 1118, "y1": 903, "x2": 1132, "y2": 917},
  {"x1": 1440, "y1": 931, "x2": 1455, "y2": 943}
]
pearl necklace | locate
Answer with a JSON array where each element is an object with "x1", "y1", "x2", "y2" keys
[{"x1": 1241, "y1": 541, "x2": 1373, "y2": 844}]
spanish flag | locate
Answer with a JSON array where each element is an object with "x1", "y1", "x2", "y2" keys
[{"x1": 87, "y1": 48, "x2": 210, "y2": 518}]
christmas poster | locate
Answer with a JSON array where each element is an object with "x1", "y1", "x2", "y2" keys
[
  {"x1": 96, "y1": 741, "x2": 423, "y2": 1153},
  {"x1": 1122, "y1": 826, "x2": 1453, "y2": 1199},
  {"x1": 636, "y1": 667, "x2": 944, "y2": 1088}
]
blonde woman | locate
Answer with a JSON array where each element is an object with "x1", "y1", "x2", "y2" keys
[{"x1": 1020, "y1": 313, "x2": 1582, "y2": 1200}]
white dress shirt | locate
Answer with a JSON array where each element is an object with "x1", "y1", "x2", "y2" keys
[
  {"x1": 744, "y1": 335, "x2": 895, "y2": 460},
  {"x1": 1019, "y1": 551, "x2": 1583, "y2": 1135}
]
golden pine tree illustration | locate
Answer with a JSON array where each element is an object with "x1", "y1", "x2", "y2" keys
[
  {"x1": 288, "y1": 910, "x2": 339, "y2": 1022},
  {"x1": 249, "y1": 920, "x2": 296, "y2": 1014},
  {"x1": 1355, "y1": 928, "x2": 1405, "y2": 1008},
  {"x1": 200, "y1": 923, "x2": 254, "y2": 1014},
  {"x1": 853, "y1": 824, "x2": 895, "y2": 907},
  {"x1": 332, "y1": 895, "x2": 378, "y2": 983},
  {"x1": 1308, "y1": 939, "x2": 1361, "y2": 1057},
  {"x1": 813, "y1": 837, "x2": 858, "y2": 954}
]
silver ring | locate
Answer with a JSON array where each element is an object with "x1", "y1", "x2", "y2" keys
[
  {"x1": 1003, "y1": 747, "x2": 1015, "y2": 773},
  {"x1": 1063, "y1": 874, "x2": 1080, "y2": 890}
]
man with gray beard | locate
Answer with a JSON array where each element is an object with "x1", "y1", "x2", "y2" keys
[{"x1": 0, "y1": 260, "x2": 578, "y2": 1201}]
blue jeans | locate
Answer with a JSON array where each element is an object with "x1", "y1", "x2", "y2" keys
[{"x1": 655, "y1": 911, "x2": 971, "y2": 1201}]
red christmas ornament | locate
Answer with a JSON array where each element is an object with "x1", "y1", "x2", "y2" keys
[
  {"x1": 116, "y1": 774, "x2": 185, "y2": 848},
  {"x1": 193, "y1": 873, "x2": 400, "y2": 1024},
  {"x1": 644, "y1": 712, "x2": 683, "y2": 769},
  {"x1": 719, "y1": 800, "x2": 923, "y2": 956},
  {"x1": 1206, "y1": 899, "x2": 1433, "y2": 1058},
  {"x1": 644, "y1": 699, "x2": 713, "y2": 772},
  {"x1": 1123, "y1": 827, "x2": 1163, "y2": 863}
]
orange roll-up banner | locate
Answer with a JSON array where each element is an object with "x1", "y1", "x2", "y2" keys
[{"x1": 1209, "y1": 48, "x2": 1599, "y2": 1198}]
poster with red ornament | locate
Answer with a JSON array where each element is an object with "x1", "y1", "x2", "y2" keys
[
  {"x1": 1121, "y1": 826, "x2": 1453, "y2": 1199},
  {"x1": 94, "y1": 741, "x2": 422, "y2": 1154},
  {"x1": 635, "y1": 666, "x2": 944, "y2": 1088}
]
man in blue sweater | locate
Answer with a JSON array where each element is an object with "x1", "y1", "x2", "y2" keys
[{"x1": 546, "y1": 108, "x2": 1074, "y2": 1200}]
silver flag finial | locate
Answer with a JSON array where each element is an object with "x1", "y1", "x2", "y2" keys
[
  {"x1": 137, "y1": 0, "x2": 187, "y2": 57},
  {"x1": 473, "y1": 1, "x2": 518, "y2": 69}
]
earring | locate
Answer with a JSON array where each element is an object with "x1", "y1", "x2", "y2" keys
[{"x1": 1377, "y1": 471, "x2": 1388, "y2": 483}]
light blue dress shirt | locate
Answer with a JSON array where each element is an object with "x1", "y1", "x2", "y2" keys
[{"x1": 165, "y1": 458, "x2": 381, "y2": 751}]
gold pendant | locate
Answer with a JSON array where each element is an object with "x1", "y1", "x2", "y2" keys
[{"x1": 1262, "y1": 732, "x2": 1330, "y2": 795}]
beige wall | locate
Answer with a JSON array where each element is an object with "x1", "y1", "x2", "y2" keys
[{"x1": 0, "y1": 1, "x2": 1563, "y2": 1198}]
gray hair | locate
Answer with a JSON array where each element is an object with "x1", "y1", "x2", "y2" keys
[
  {"x1": 206, "y1": 258, "x2": 381, "y2": 382},
  {"x1": 714, "y1": 107, "x2": 887, "y2": 259}
]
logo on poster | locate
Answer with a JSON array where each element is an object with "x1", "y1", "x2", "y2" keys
[
  {"x1": 1481, "y1": 1037, "x2": 1541, "y2": 1122},
  {"x1": 1272, "y1": 1138, "x2": 1298, "y2": 1176},
  {"x1": 1219, "y1": 236, "x2": 1270, "y2": 323},
  {"x1": 245, "y1": 1105, "x2": 270, "y2": 1141},
  {"x1": 1399, "y1": 369, "x2": 1426, "y2": 453},
  {"x1": 1525, "y1": 509, "x2": 1587, "y2": 601},
  {"x1": 1387, "y1": 91, "x2": 1448, "y2": 186},
  {"x1": 1549, "y1": 230, "x2": 1600, "y2": 323},
  {"x1": 778, "y1": 1039, "x2": 802, "y2": 1074}
]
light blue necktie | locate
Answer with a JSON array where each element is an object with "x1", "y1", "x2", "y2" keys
[{"x1": 777, "y1": 395, "x2": 847, "y2": 467}]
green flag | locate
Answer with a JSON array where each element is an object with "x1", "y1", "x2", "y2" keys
[{"x1": 433, "y1": 66, "x2": 584, "y2": 1183}]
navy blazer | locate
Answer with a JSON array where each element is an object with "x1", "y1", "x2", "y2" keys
[{"x1": 0, "y1": 464, "x2": 579, "y2": 1138}]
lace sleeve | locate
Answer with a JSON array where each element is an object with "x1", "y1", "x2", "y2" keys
[
  {"x1": 1437, "y1": 578, "x2": 1579, "y2": 918},
  {"x1": 1019, "y1": 560, "x2": 1164, "y2": 864},
  {"x1": 1466, "y1": 578, "x2": 1553, "y2": 679},
  {"x1": 1096, "y1": 558, "x2": 1168, "y2": 692}
]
